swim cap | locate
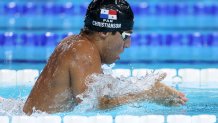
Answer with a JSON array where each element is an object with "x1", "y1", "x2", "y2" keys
[{"x1": 84, "y1": 0, "x2": 134, "y2": 32}]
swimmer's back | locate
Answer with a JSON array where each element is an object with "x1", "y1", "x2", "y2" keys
[{"x1": 23, "y1": 35, "x2": 102, "y2": 114}]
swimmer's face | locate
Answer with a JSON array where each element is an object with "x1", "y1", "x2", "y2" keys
[{"x1": 102, "y1": 30, "x2": 132, "y2": 64}]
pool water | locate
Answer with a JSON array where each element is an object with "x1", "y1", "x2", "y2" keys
[
  {"x1": 64, "y1": 88, "x2": 218, "y2": 117},
  {"x1": 1, "y1": 85, "x2": 218, "y2": 117}
]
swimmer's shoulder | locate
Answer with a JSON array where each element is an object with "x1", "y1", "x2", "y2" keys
[
  {"x1": 52, "y1": 34, "x2": 100, "y2": 65},
  {"x1": 58, "y1": 35, "x2": 80, "y2": 47},
  {"x1": 58, "y1": 34, "x2": 98, "y2": 55}
]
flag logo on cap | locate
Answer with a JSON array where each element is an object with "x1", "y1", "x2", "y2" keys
[{"x1": 100, "y1": 9, "x2": 117, "y2": 20}]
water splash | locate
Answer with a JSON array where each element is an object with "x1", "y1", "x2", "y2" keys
[
  {"x1": 0, "y1": 98, "x2": 50, "y2": 116},
  {"x1": 75, "y1": 68, "x2": 165, "y2": 112},
  {"x1": 0, "y1": 98, "x2": 25, "y2": 116}
]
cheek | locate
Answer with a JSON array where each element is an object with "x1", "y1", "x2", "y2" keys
[
  {"x1": 111, "y1": 43, "x2": 122, "y2": 52},
  {"x1": 109, "y1": 36, "x2": 124, "y2": 51},
  {"x1": 117, "y1": 41, "x2": 124, "y2": 50}
]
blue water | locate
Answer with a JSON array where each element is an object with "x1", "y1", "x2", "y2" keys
[{"x1": 0, "y1": 86, "x2": 218, "y2": 117}]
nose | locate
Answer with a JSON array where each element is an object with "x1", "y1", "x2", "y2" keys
[{"x1": 124, "y1": 39, "x2": 131, "y2": 48}]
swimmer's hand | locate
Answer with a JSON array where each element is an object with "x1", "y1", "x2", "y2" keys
[
  {"x1": 148, "y1": 82, "x2": 188, "y2": 106},
  {"x1": 146, "y1": 72, "x2": 188, "y2": 106}
]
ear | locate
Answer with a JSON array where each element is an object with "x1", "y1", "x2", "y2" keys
[{"x1": 98, "y1": 32, "x2": 110, "y2": 39}]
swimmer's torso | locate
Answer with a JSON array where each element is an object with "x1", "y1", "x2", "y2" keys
[{"x1": 23, "y1": 35, "x2": 102, "y2": 114}]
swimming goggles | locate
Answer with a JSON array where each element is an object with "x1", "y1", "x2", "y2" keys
[{"x1": 120, "y1": 31, "x2": 131, "y2": 41}]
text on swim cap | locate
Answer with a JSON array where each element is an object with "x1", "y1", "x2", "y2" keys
[{"x1": 92, "y1": 20, "x2": 121, "y2": 28}]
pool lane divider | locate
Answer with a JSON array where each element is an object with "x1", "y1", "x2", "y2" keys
[{"x1": 0, "y1": 115, "x2": 216, "y2": 123}]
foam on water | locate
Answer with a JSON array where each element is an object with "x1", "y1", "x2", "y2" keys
[
  {"x1": 75, "y1": 65, "x2": 165, "y2": 112},
  {"x1": 0, "y1": 64, "x2": 164, "y2": 115},
  {"x1": 0, "y1": 98, "x2": 25, "y2": 116},
  {"x1": 0, "y1": 97, "x2": 50, "y2": 116}
]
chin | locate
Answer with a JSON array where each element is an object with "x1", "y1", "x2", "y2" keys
[
  {"x1": 105, "y1": 61, "x2": 115, "y2": 65},
  {"x1": 103, "y1": 59, "x2": 116, "y2": 64},
  {"x1": 102, "y1": 57, "x2": 117, "y2": 64}
]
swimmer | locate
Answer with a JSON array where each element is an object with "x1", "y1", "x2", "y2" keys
[{"x1": 23, "y1": 0, "x2": 188, "y2": 115}]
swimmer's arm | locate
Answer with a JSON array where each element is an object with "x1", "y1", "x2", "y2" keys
[
  {"x1": 99, "y1": 84, "x2": 155, "y2": 109},
  {"x1": 98, "y1": 82, "x2": 188, "y2": 109}
]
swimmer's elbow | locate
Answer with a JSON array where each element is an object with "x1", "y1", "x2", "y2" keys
[
  {"x1": 23, "y1": 102, "x2": 33, "y2": 115},
  {"x1": 23, "y1": 107, "x2": 33, "y2": 116}
]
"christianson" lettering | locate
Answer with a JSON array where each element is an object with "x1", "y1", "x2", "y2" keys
[{"x1": 92, "y1": 21, "x2": 121, "y2": 28}]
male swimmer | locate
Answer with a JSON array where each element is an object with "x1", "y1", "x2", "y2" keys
[{"x1": 23, "y1": 0, "x2": 188, "y2": 115}]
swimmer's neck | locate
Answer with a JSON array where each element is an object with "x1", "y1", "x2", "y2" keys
[
  {"x1": 80, "y1": 32, "x2": 105, "y2": 64},
  {"x1": 80, "y1": 32, "x2": 99, "y2": 42}
]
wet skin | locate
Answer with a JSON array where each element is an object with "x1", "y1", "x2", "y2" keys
[{"x1": 23, "y1": 32, "x2": 188, "y2": 115}]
